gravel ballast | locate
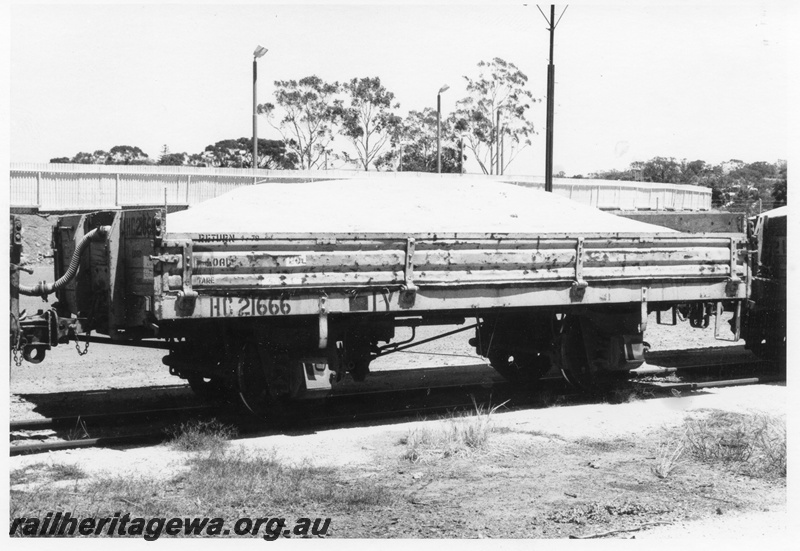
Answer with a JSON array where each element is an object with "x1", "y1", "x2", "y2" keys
[{"x1": 167, "y1": 177, "x2": 675, "y2": 234}]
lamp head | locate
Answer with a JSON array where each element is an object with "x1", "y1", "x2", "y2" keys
[
  {"x1": 253, "y1": 45, "x2": 268, "y2": 59},
  {"x1": 438, "y1": 84, "x2": 450, "y2": 95}
]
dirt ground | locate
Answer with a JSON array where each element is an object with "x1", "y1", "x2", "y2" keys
[{"x1": 9, "y1": 384, "x2": 787, "y2": 540}]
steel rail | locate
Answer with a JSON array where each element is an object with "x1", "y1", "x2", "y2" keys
[
  {"x1": 10, "y1": 433, "x2": 166, "y2": 456},
  {"x1": 12, "y1": 368, "x2": 781, "y2": 457},
  {"x1": 9, "y1": 357, "x2": 776, "y2": 433},
  {"x1": 10, "y1": 357, "x2": 782, "y2": 456},
  {"x1": 10, "y1": 404, "x2": 218, "y2": 433},
  {"x1": 632, "y1": 375, "x2": 785, "y2": 391}
]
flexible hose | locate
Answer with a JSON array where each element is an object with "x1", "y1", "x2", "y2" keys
[{"x1": 16, "y1": 226, "x2": 110, "y2": 297}]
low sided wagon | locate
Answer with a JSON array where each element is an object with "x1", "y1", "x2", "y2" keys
[{"x1": 11, "y1": 178, "x2": 747, "y2": 413}]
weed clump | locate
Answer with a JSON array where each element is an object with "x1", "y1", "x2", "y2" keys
[
  {"x1": 185, "y1": 448, "x2": 393, "y2": 512},
  {"x1": 401, "y1": 400, "x2": 507, "y2": 463},
  {"x1": 11, "y1": 462, "x2": 87, "y2": 486},
  {"x1": 652, "y1": 410, "x2": 785, "y2": 480},
  {"x1": 650, "y1": 436, "x2": 686, "y2": 479},
  {"x1": 166, "y1": 419, "x2": 237, "y2": 452},
  {"x1": 46, "y1": 463, "x2": 88, "y2": 482},
  {"x1": 683, "y1": 411, "x2": 786, "y2": 479}
]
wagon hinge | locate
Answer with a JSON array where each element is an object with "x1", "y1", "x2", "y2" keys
[
  {"x1": 148, "y1": 253, "x2": 181, "y2": 264},
  {"x1": 570, "y1": 237, "x2": 587, "y2": 301},
  {"x1": 403, "y1": 237, "x2": 418, "y2": 292},
  {"x1": 172, "y1": 240, "x2": 198, "y2": 300},
  {"x1": 639, "y1": 287, "x2": 648, "y2": 333},
  {"x1": 725, "y1": 237, "x2": 743, "y2": 297},
  {"x1": 318, "y1": 294, "x2": 328, "y2": 349},
  {"x1": 400, "y1": 237, "x2": 417, "y2": 308}
]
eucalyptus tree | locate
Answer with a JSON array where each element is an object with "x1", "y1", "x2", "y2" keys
[
  {"x1": 201, "y1": 138, "x2": 295, "y2": 169},
  {"x1": 258, "y1": 76, "x2": 343, "y2": 170},
  {"x1": 108, "y1": 145, "x2": 150, "y2": 165},
  {"x1": 374, "y1": 108, "x2": 463, "y2": 173},
  {"x1": 339, "y1": 77, "x2": 402, "y2": 171},
  {"x1": 50, "y1": 147, "x2": 149, "y2": 165},
  {"x1": 453, "y1": 58, "x2": 538, "y2": 174}
]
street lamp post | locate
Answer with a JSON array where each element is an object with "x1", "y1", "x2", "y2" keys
[
  {"x1": 437, "y1": 85, "x2": 449, "y2": 173},
  {"x1": 252, "y1": 45, "x2": 268, "y2": 170},
  {"x1": 496, "y1": 108, "x2": 501, "y2": 175},
  {"x1": 459, "y1": 136, "x2": 464, "y2": 174},
  {"x1": 398, "y1": 141, "x2": 404, "y2": 172}
]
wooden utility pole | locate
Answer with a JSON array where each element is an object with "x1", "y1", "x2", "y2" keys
[
  {"x1": 545, "y1": 5, "x2": 555, "y2": 192},
  {"x1": 539, "y1": 5, "x2": 567, "y2": 192}
]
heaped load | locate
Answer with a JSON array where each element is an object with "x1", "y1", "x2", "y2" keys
[{"x1": 167, "y1": 177, "x2": 674, "y2": 234}]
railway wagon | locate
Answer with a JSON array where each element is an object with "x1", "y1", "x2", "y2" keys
[
  {"x1": 11, "y1": 178, "x2": 747, "y2": 413},
  {"x1": 742, "y1": 206, "x2": 787, "y2": 359}
]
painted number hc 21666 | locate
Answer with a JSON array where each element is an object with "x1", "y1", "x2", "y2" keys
[{"x1": 209, "y1": 296, "x2": 292, "y2": 317}]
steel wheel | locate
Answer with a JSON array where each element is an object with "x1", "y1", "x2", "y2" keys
[
  {"x1": 236, "y1": 341, "x2": 279, "y2": 417},
  {"x1": 187, "y1": 376, "x2": 228, "y2": 403},
  {"x1": 745, "y1": 335, "x2": 786, "y2": 372},
  {"x1": 558, "y1": 315, "x2": 614, "y2": 392},
  {"x1": 350, "y1": 358, "x2": 370, "y2": 382},
  {"x1": 557, "y1": 316, "x2": 596, "y2": 390},
  {"x1": 558, "y1": 315, "x2": 626, "y2": 393},
  {"x1": 487, "y1": 350, "x2": 551, "y2": 383}
]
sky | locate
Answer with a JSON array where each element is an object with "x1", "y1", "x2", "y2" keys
[{"x1": 4, "y1": 1, "x2": 795, "y2": 177}]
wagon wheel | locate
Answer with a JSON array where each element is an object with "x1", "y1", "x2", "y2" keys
[
  {"x1": 186, "y1": 376, "x2": 230, "y2": 404},
  {"x1": 745, "y1": 335, "x2": 769, "y2": 359},
  {"x1": 487, "y1": 349, "x2": 551, "y2": 384},
  {"x1": 559, "y1": 315, "x2": 630, "y2": 393},
  {"x1": 557, "y1": 316, "x2": 592, "y2": 390},
  {"x1": 236, "y1": 341, "x2": 281, "y2": 418},
  {"x1": 558, "y1": 314, "x2": 623, "y2": 393},
  {"x1": 745, "y1": 334, "x2": 786, "y2": 371},
  {"x1": 351, "y1": 358, "x2": 371, "y2": 382}
]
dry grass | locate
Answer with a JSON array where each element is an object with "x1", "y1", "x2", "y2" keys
[
  {"x1": 401, "y1": 399, "x2": 508, "y2": 463},
  {"x1": 46, "y1": 463, "x2": 88, "y2": 482},
  {"x1": 606, "y1": 385, "x2": 655, "y2": 404},
  {"x1": 165, "y1": 418, "x2": 237, "y2": 452},
  {"x1": 11, "y1": 462, "x2": 87, "y2": 486},
  {"x1": 652, "y1": 410, "x2": 786, "y2": 480},
  {"x1": 651, "y1": 436, "x2": 686, "y2": 479},
  {"x1": 185, "y1": 448, "x2": 392, "y2": 512},
  {"x1": 683, "y1": 411, "x2": 786, "y2": 478},
  {"x1": 66, "y1": 417, "x2": 90, "y2": 441},
  {"x1": 10, "y1": 446, "x2": 394, "y2": 535}
]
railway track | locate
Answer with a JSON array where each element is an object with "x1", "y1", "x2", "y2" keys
[{"x1": 10, "y1": 353, "x2": 784, "y2": 457}]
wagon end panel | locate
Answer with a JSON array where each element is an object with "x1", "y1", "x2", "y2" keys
[
  {"x1": 53, "y1": 211, "x2": 120, "y2": 333},
  {"x1": 108, "y1": 209, "x2": 164, "y2": 337}
]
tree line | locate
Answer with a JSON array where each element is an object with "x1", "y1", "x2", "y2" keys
[
  {"x1": 582, "y1": 157, "x2": 787, "y2": 213},
  {"x1": 50, "y1": 58, "x2": 537, "y2": 175},
  {"x1": 49, "y1": 57, "x2": 786, "y2": 213}
]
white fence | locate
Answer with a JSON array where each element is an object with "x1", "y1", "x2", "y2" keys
[{"x1": 9, "y1": 163, "x2": 711, "y2": 213}]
